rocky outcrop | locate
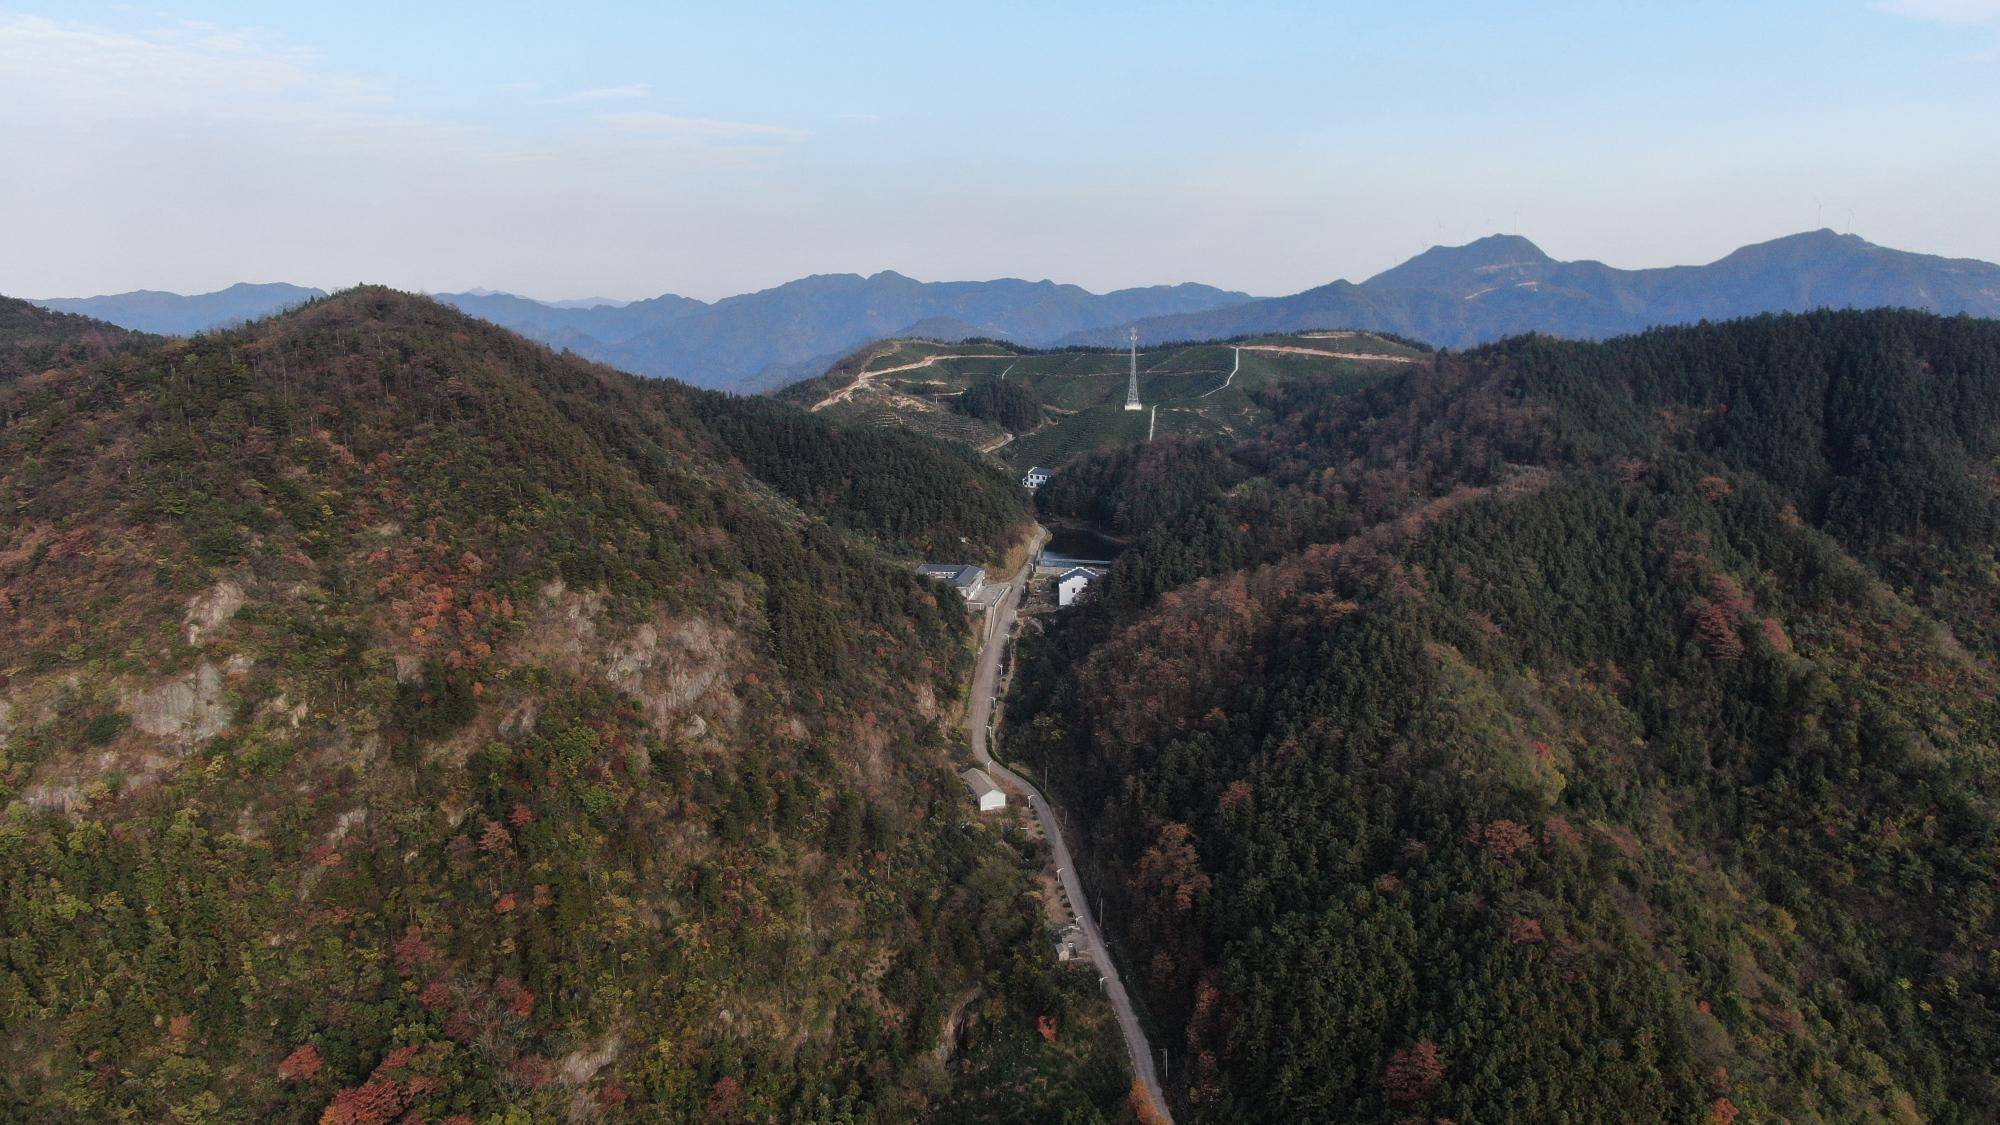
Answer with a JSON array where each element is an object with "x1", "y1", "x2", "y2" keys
[
  {"x1": 124, "y1": 661, "x2": 230, "y2": 747},
  {"x1": 183, "y1": 580, "x2": 246, "y2": 646}
]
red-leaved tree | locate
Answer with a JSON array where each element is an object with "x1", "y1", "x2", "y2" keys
[
  {"x1": 276, "y1": 1043, "x2": 323, "y2": 1081},
  {"x1": 1383, "y1": 1040, "x2": 1446, "y2": 1104}
]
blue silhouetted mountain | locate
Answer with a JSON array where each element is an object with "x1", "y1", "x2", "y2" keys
[
  {"x1": 46, "y1": 229, "x2": 2000, "y2": 391},
  {"x1": 1059, "y1": 230, "x2": 2000, "y2": 348},
  {"x1": 44, "y1": 273, "x2": 1247, "y2": 392},
  {"x1": 580, "y1": 272, "x2": 1255, "y2": 392},
  {"x1": 34, "y1": 282, "x2": 325, "y2": 336}
]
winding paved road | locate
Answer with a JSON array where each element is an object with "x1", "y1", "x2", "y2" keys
[{"x1": 967, "y1": 529, "x2": 1174, "y2": 1122}]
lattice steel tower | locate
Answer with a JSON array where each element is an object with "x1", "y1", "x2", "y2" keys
[{"x1": 1123, "y1": 327, "x2": 1142, "y2": 410}]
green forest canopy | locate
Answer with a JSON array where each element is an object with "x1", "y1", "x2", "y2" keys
[{"x1": 1011, "y1": 309, "x2": 2000, "y2": 1123}]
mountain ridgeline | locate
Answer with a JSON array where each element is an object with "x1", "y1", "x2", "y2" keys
[
  {"x1": 33, "y1": 282, "x2": 327, "y2": 336},
  {"x1": 1011, "y1": 309, "x2": 2000, "y2": 1121},
  {"x1": 1060, "y1": 230, "x2": 2000, "y2": 350},
  {"x1": 0, "y1": 291, "x2": 1145, "y2": 1120},
  {"x1": 38, "y1": 275, "x2": 1251, "y2": 394},
  {"x1": 48, "y1": 229, "x2": 2000, "y2": 397},
  {"x1": 431, "y1": 274, "x2": 1252, "y2": 393}
]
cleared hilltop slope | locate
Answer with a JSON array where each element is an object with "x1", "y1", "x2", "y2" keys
[{"x1": 781, "y1": 331, "x2": 1428, "y2": 471}]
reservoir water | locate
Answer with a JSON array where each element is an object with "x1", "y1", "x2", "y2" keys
[{"x1": 1042, "y1": 525, "x2": 1125, "y2": 563}]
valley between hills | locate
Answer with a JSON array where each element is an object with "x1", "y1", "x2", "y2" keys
[
  {"x1": 12, "y1": 2, "x2": 2000, "y2": 1120},
  {"x1": 2, "y1": 284, "x2": 1999, "y2": 1124}
]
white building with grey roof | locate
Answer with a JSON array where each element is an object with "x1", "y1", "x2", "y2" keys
[
  {"x1": 917, "y1": 563, "x2": 985, "y2": 599},
  {"x1": 961, "y1": 767, "x2": 1006, "y2": 812}
]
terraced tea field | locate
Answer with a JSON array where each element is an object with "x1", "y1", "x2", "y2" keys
[{"x1": 785, "y1": 331, "x2": 1423, "y2": 471}]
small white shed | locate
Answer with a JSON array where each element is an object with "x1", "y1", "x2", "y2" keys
[{"x1": 961, "y1": 767, "x2": 1006, "y2": 812}]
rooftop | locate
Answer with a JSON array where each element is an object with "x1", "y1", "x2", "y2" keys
[
  {"x1": 917, "y1": 563, "x2": 984, "y2": 589},
  {"x1": 960, "y1": 767, "x2": 1002, "y2": 799}
]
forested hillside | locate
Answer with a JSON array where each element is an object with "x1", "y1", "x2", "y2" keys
[
  {"x1": 1010, "y1": 310, "x2": 2000, "y2": 1122},
  {"x1": 667, "y1": 386, "x2": 1029, "y2": 561},
  {"x1": 0, "y1": 297, "x2": 145, "y2": 382},
  {"x1": 0, "y1": 289, "x2": 1133, "y2": 1120}
]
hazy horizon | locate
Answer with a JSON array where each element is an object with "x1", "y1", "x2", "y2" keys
[
  {"x1": 19, "y1": 226, "x2": 1962, "y2": 308},
  {"x1": 6, "y1": 1, "x2": 1999, "y2": 301}
]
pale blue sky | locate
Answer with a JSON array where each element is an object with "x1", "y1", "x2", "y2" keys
[{"x1": 4, "y1": 1, "x2": 1997, "y2": 300}]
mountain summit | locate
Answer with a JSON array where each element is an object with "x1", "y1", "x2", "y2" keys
[
  {"x1": 1062, "y1": 230, "x2": 2000, "y2": 348},
  {"x1": 1363, "y1": 233, "x2": 1557, "y2": 292}
]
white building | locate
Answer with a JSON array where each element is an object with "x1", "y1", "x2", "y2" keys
[
  {"x1": 917, "y1": 563, "x2": 985, "y2": 600},
  {"x1": 1021, "y1": 465, "x2": 1051, "y2": 490},
  {"x1": 1056, "y1": 566, "x2": 1100, "y2": 607},
  {"x1": 961, "y1": 768, "x2": 1006, "y2": 812}
]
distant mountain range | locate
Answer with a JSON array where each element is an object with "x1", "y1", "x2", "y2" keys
[
  {"x1": 34, "y1": 282, "x2": 325, "y2": 335},
  {"x1": 32, "y1": 230, "x2": 2000, "y2": 391},
  {"x1": 35, "y1": 275, "x2": 1250, "y2": 392},
  {"x1": 1058, "y1": 230, "x2": 2000, "y2": 348},
  {"x1": 437, "y1": 273, "x2": 1255, "y2": 392}
]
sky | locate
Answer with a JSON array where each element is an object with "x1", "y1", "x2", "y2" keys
[{"x1": 3, "y1": 1, "x2": 1998, "y2": 302}]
